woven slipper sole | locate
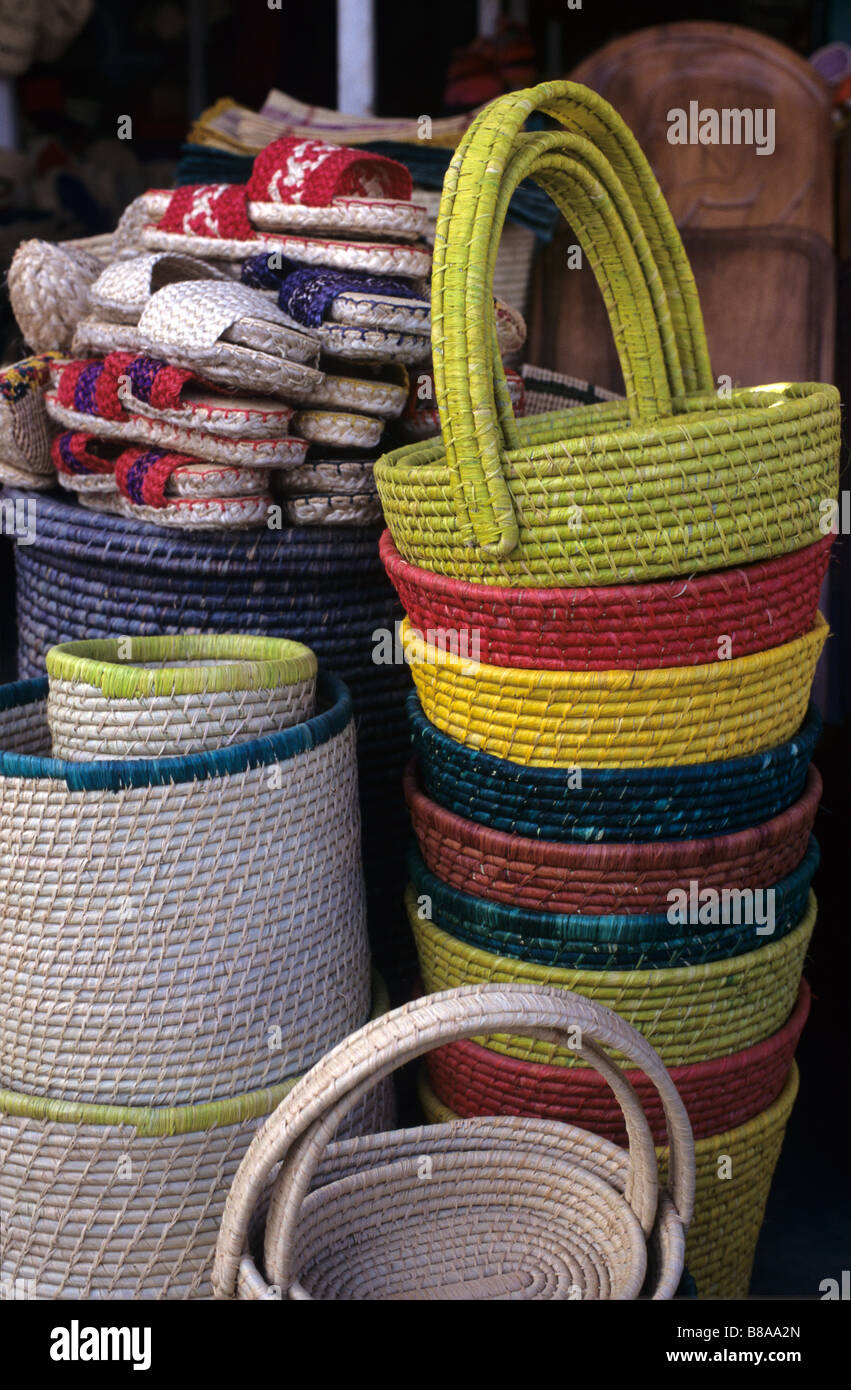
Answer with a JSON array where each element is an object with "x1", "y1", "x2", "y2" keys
[
  {"x1": 276, "y1": 458, "x2": 376, "y2": 495},
  {"x1": 60, "y1": 461, "x2": 268, "y2": 501},
  {"x1": 329, "y1": 291, "x2": 430, "y2": 333},
  {"x1": 281, "y1": 492, "x2": 383, "y2": 525},
  {"x1": 71, "y1": 312, "x2": 320, "y2": 364},
  {"x1": 83, "y1": 491, "x2": 273, "y2": 529},
  {"x1": 306, "y1": 369, "x2": 408, "y2": 418},
  {"x1": 291, "y1": 409, "x2": 384, "y2": 449},
  {"x1": 45, "y1": 391, "x2": 309, "y2": 466},
  {"x1": 89, "y1": 253, "x2": 229, "y2": 323},
  {"x1": 142, "y1": 188, "x2": 428, "y2": 241},
  {"x1": 141, "y1": 224, "x2": 432, "y2": 278},
  {"x1": 117, "y1": 385, "x2": 295, "y2": 438},
  {"x1": 319, "y1": 323, "x2": 431, "y2": 363}
]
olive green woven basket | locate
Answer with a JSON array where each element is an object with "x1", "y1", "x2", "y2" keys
[{"x1": 374, "y1": 82, "x2": 839, "y2": 585}]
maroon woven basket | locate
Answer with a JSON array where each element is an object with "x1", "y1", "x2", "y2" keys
[
  {"x1": 381, "y1": 531, "x2": 833, "y2": 671},
  {"x1": 426, "y1": 979, "x2": 810, "y2": 1145},
  {"x1": 404, "y1": 760, "x2": 822, "y2": 915}
]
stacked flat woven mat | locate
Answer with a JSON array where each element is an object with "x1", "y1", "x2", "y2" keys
[
  {"x1": 376, "y1": 79, "x2": 838, "y2": 1298},
  {"x1": 0, "y1": 650, "x2": 393, "y2": 1298}
]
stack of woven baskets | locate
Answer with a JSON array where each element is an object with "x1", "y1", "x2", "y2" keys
[
  {"x1": 0, "y1": 634, "x2": 390, "y2": 1298},
  {"x1": 376, "y1": 81, "x2": 839, "y2": 1298}
]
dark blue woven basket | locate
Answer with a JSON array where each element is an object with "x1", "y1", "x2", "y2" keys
[
  {"x1": 408, "y1": 839, "x2": 819, "y2": 970},
  {"x1": 408, "y1": 693, "x2": 821, "y2": 843}
]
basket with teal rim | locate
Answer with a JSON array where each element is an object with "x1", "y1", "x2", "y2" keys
[{"x1": 375, "y1": 81, "x2": 839, "y2": 584}]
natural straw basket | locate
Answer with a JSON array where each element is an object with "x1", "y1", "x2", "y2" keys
[
  {"x1": 382, "y1": 531, "x2": 833, "y2": 671},
  {"x1": 408, "y1": 841, "x2": 819, "y2": 971},
  {"x1": 0, "y1": 673, "x2": 370, "y2": 1106},
  {"x1": 45, "y1": 634, "x2": 318, "y2": 759},
  {"x1": 409, "y1": 694, "x2": 822, "y2": 842},
  {"x1": 419, "y1": 1062, "x2": 800, "y2": 1299},
  {"x1": 426, "y1": 979, "x2": 810, "y2": 1144},
  {"x1": 405, "y1": 761, "x2": 822, "y2": 914},
  {"x1": 0, "y1": 976, "x2": 392, "y2": 1301},
  {"x1": 403, "y1": 614, "x2": 827, "y2": 768},
  {"x1": 8, "y1": 239, "x2": 104, "y2": 352},
  {"x1": 410, "y1": 893, "x2": 817, "y2": 1068},
  {"x1": 375, "y1": 82, "x2": 840, "y2": 583},
  {"x1": 213, "y1": 984, "x2": 694, "y2": 1301}
]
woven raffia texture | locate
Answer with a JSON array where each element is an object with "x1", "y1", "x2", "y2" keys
[
  {"x1": 406, "y1": 761, "x2": 821, "y2": 915},
  {"x1": 0, "y1": 674, "x2": 370, "y2": 1106},
  {"x1": 426, "y1": 979, "x2": 809, "y2": 1145},
  {"x1": 403, "y1": 614, "x2": 827, "y2": 768},
  {"x1": 407, "y1": 840, "x2": 818, "y2": 971},
  {"x1": 10, "y1": 491, "x2": 414, "y2": 995},
  {"x1": 419, "y1": 1062, "x2": 799, "y2": 1300},
  {"x1": 382, "y1": 531, "x2": 833, "y2": 671},
  {"x1": 374, "y1": 81, "x2": 839, "y2": 583},
  {"x1": 410, "y1": 892, "x2": 817, "y2": 1068},
  {"x1": 0, "y1": 1029, "x2": 393, "y2": 1300},
  {"x1": 8, "y1": 240, "x2": 103, "y2": 352},
  {"x1": 213, "y1": 985, "x2": 694, "y2": 1301},
  {"x1": 409, "y1": 693, "x2": 821, "y2": 843},
  {"x1": 0, "y1": 355, "x2": 59, "y2": 490},
  {"x1": 45, "y1": 634, "x2": 317, "y2": 759}
]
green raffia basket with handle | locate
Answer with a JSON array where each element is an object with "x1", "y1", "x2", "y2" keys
[{"x1": 374, "y1": 81, "x2": 840, "y2": 585}]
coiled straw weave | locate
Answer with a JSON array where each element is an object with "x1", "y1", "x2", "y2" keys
[{"x1": 375, "y1": 82, "x2": 839, "y2": 581}]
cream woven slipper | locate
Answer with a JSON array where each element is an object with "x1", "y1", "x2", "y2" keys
[
  {"x1": 275, "y1": 457, "x2": 376, "y2": 495},
  {"x1": 89, "y1": 252, "x2": 228, "y2": 322},
  {"x1": 279, "y1": 492, "x2": 383, "y2": 525},
  {"x1": 82, "y1": 490, "x2": 273, "y2": 530},
  {"x1": 75, "y1": 282, "x2": 324, "y2": 397},
  {"x1": 306, "y1": 365, "x2": 408, "y2": 418},
  {"x1": 8, "y1": 240, "x2": 103, "y2": 352},
  {"x1": 142, "y1": 220, "x2": 432, "y2": 278},
  {"x1": 291, "y1": 409, "x2": 384, "y2": 449},
  {"x1": 143, "y1": 188, "x2": 427, "y2": 242},
  {"x1": 318, "y1": 323, "x2": 430, "y2": 364}
]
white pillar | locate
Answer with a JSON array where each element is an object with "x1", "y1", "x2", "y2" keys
[{"x1": 337, "y1": 0, "x2": 376, "y2": 116}]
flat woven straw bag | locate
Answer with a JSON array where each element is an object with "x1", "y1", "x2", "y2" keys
[
  {"x1": 420, "y1": 1060, "x2": 799, "y2": 1300},
  {"x1": 0, "y1": 672, "x2": 370, "y2": 1106},
  {"x1": 213, "y1": 984, "x2": 695, "y2": 1301},
  {"x1": 45, "y1": 634, "x2": 317, "y2": 759},
  {"x1": 0, "y1": 977, "x2": 392, "y2": 1300},
  {"x1": 402, "y1": 613, "x2": 827, "y2": 768},
  {"x1": 408, "y1": 692, "x2": 821, "y2": 842},
  {"x1": 427, "y1": 978, "x2": 810, "y2": 1146},
  {"x1": 410, "y1": 891, "x2": 817, "y2": 1068},
  {"x1": 382, "y1": 531, "x2": 833, "y2": 671},
  {"x1": 405, "y1": 760, "x2": 821, "y2": 915},
  {"x1": 374, "y1": 81, "x2": 840, "y2": 584}
]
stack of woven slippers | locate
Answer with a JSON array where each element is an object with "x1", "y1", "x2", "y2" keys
[{"x1": 376, "y1": 80, "x2": 840, "y2": 1297}]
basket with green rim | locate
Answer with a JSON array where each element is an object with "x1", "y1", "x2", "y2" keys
[{"x1": 374, "y1": 81, "x2": 839, "y2": 585}]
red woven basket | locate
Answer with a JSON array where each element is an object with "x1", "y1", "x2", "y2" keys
[
  {"x1": 425, "y1": 979, "x2": 810, "y2": 1145},
  {"x1": 404, "y1": 760, "x2": 822, "y2": 915},
  {"x1": 381, "y1": 531, "x2": 833, "y2": 671}
]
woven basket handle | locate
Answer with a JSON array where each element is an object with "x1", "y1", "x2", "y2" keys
[
  {"x1": 432, "y1": 80, "x2": 713, "y2": 556},
  {"x1": 212, "y1": 984, "x2": 694, "y2": 1297}
]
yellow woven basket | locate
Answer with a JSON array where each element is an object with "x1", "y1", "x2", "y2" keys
[
  {"x1": 374, "y1": 81, "x2": 839, "y2": 585},
  {"x1": 409, "y1": 889, "x2": 816, "y2": 1068},
  {"x1": 402, "y1": 614, "x2": 827, "y2": 768},
  {"x1": 420, "y1": 1063, "x2": 800, "y2": 1299}
]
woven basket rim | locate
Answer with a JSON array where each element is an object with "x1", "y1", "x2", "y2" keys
[
  {"x1": 407, "y1": 887, "x2": 817, "y2": 988},
  {"x1": 406, "y1": 692, "x2": 822, "y2": 788},
  {"x1": 45, "y1": 634, "x2": 318, "y2": 697},
  {"x1": 401, "y1": 613, "x2": 828, "y2": 692},
  {"x1": 380, "y1": 529, "x2": 834, "y2": 606},
  {"x1": 436, "y1": 977, "x2": 811, "y2": 1088},
  {"x1": 419, "y1": 1060, "x2": 800, "y2": 1155},
  {"x1": 0, "y1": 972, "x2": 388, "y2": 1137},
  {"x1": 404, "y1": 760, "x2": 822, "y2": 871},
  {"x1": 0, "y1": 669, "x2": 350, "y2": 789},
  {"x1": 408, "y1": 838, "x2": 819, "y2": 946}
]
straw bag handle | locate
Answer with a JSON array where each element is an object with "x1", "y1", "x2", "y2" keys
[
  {"x1": 432, "y1": 80, "x2": 714, "y2": 556},
  {"x1": 212, "y1": 984, "x2": 694, "y2": 1297}
]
